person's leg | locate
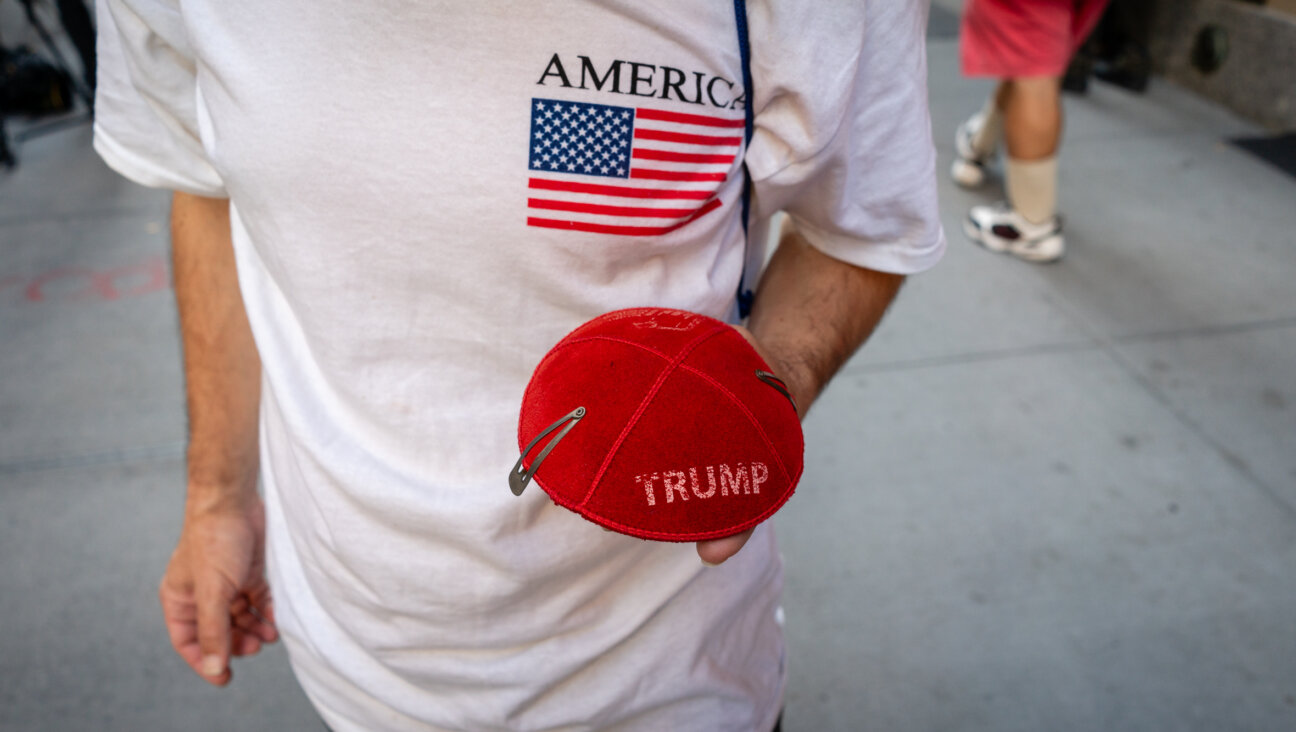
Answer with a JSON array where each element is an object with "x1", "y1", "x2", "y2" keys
[
  {"x1": 950, "y1": 81, "x2": 1008, "y2": 188},
  {"x1": 963, "y1": 74, "x2": 1066, "y2": 262},
  {"x1": 973, "y1": 82, "x2": 1009, "y2": 154},
  {"x1": 959, "y1": 0, "x2": 1103, "y2": 263},
  {"x1": 1001, "y1": 76, "x2": 1061, "y2": 160},
  {"x1": 1001, "y1": 75, "x2": 1061, "y2": 226}
]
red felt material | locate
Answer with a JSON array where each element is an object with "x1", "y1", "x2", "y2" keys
[{"x1": 516, "y1": 308, "x2": 804, "y2": 541}]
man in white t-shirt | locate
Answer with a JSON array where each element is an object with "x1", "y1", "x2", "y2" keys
[{"x1": 95, "y1": 1, "x2": 944, "y2": 729}]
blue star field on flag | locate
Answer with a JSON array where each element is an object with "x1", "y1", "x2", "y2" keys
[{"x1": 529, "y1": 99, "x2": 635, "y2": 179}]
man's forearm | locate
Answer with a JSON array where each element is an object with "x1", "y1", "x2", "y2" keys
[
  {"x1": 171, "y1": 192, "x2": 261, "y2": 506},
  {"x1": 746, "y1": 220, "x2": 905, "y2": 416}
]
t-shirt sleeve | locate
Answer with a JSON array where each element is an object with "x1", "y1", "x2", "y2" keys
[
  {"x1": 746, "y1": 0, "x2": 944, "y2": 274},
  {"x1": 92, "y1": 0, "x2": 226, "y2": 196}
]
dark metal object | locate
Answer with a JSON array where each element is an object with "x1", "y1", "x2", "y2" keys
[
  {"x1": 755, "y1": 370, "x2": 797, "y2": 413},
  {"x1": 509, "y1": 407, "x2": 586, "y2": 496}
]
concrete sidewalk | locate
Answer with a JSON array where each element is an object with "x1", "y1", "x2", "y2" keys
[{"x1": 3, "y1": 10, "x2": 1295, "y2": 732}]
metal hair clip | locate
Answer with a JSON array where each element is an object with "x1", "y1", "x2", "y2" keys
[
  {"x1": 509, "y1": 406, "x2": 586, "y2": 496},
  {"x1": 755, "y1": 370, "x2": 797, "y2": 413}
]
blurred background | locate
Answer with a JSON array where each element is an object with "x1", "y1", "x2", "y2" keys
[{"x1": 2, "y1": 0, "x2": 1294, "y2": 729}]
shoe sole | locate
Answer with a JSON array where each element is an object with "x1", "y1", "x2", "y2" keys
[
  {"x1": 963, "y1": 217, "x2": 1065, "y2": 263},
  {"x1": 950, "y1": 158, "x2": 987, "y2": 189}
]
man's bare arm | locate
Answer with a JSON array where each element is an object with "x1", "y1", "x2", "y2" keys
[
  {"x1": 695, "y1": 220, "x2": 905, "y2": 565},
  {"x1": 160, "y1": 192, "x2": 276, "y2": 686},
  {"x1": 745, "y1": 221, "x2": 905, "y2": 415},
  {"x1": 172, "y1": 192, "x2": 261, "y2": 497}
]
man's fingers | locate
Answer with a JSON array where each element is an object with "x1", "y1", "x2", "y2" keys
[
  {"x1": 158, "y1": 498, "x2": 270, "y2": 688},
  {"x1": 248, "y1": 581, "x2": 278, "y2": 640},
  {"x1": 231, "y1": 629, "x2": 263, "y2": 657},
  {"x1": 232, "y1": 601, "x2": 278, "y2": 643},
  {"x1": 159, "y1": 576, "x2": 216, "y2": 679},
  {"x1": 162, "y1": 609, "x2": 206, "y2": 676},
  {"x1": 194, "y1": 576, "x2": 237, "y2": 683},
  {"x1": 159, "y1": 587, "x2": 197, "y2": 650},
  {"x1": 696, "y1": 528, "x2": 755, "y2": 566}
]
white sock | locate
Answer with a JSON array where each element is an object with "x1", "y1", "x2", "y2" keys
[
  {"x1": 1006, "y1": 156, "x2": 1058, "y2": 224},
  {"x1": 969, "y1": 96, "x2": 1002, "y2": 157}
]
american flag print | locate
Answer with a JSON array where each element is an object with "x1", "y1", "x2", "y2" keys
[{"x1": 526, "y1": 97, "x2": 744, "y2": 236}]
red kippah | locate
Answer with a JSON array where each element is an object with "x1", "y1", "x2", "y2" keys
[{"x1": 511, "y1": 308, "x2": 804, "y2": 542}]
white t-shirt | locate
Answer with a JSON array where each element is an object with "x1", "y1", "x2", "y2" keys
[{"x1": 95, "y1": 2, "x2": 944, "y2": 730}]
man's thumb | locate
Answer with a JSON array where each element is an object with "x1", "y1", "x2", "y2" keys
[{"x1": 195, "y1": 575, "x2": 236, "y2": 680}]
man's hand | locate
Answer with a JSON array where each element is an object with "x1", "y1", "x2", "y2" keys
[
  {"x1": 160, "y1": 491, "x2": 277, "y2": 686},
  {"x1": 694, "y1": 220, "x2": 906, "y2": 567}
]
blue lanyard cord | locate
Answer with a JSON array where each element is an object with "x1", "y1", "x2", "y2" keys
[
  {"x1": 734, "y1": 0, "x2": 756, "y2": 318},
  {"x1": 734, "y1": 0, "x2": 755, "y2": 149}
]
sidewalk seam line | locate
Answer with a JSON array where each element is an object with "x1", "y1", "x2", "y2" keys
[
  {"x1": 0, "y1": 442, "x2": 186, "y2": 477},
  {"x1": 0, "y1": 206, "x2": 167, "y2": 230},
  {"x1": 1040, "y1": 292, "x2": 1296, "y2": 520},
  {"x1": 844, "y1": 315, "x2": 1296, "y2": 376},
  {"x1": 841, "y1": 340, "x2": 1099, "y2": 375}
]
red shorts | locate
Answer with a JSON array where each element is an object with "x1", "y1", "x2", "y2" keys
[{"x1": 960, "y1": 0, "x2": 1111, "y2": 78}]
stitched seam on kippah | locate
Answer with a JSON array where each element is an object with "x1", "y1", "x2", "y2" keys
[
  {"x1": 576, "y1": 324, "x2": 729, "y2": 510},
  {"x1": 676, "y1": 363, "x2": 793, "y2": 486},
  {"x1": 518, "y1": 336, "x2": 669, "y2": 458},
  {"x1": 556, "y1": 335, "x2": 673, "y2": 362}
]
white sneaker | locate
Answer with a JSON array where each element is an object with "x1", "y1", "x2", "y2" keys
[
  {"x1": 963, "y1": 202, "x2": 1065, "y2": 263},
  {"x1": 951, "y1": 113, "x2": 995, "y2": 188}
]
